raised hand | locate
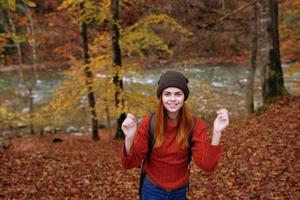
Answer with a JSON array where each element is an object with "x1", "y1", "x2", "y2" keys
[
  {"x1": 211, "y1": 108, "x2": 229, "y2": 145},
  {"x1": 121, "y1": 113, "x2": 137, "y2": 139},
  {"x1": 213, "y1": 108, "x2": 229, "y2": 133}
]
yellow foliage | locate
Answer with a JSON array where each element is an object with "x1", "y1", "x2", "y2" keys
[
  {"x1": 51, "y1": 3, "x2": 193, "y2": 127},
  {"x1": 122, "y1": 14, "x2": 192, "y2": 58},
  {"x1": 125, "y1": 91, "x2": 157, "y2": 117},
  {"x1": 90, "y1": 14, "x2": 192, "y2": 63},
  {"x1": 0, "y1": 106, "x2": 22, "y2": 128},
  {"x1": 124, "y1": 14, "x2": 192, "y2": 37},
  {"x1": 59, "y1": 0, "x2": 111, "y2": 25},
  {"x1": 0, "y1": 33, "x2": 8, "y2": 55}
]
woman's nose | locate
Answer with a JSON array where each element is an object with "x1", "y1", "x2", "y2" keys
[{"x1": 170, "y1": 95, "x2": 176, "y2": 101}]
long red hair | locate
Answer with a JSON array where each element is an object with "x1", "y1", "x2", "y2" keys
[{"x1": 154, "y1": 97, "x2": 193, "y2": 149}]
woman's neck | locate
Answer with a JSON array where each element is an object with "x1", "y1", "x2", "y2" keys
[{"x1": 167, "y1": 111, "x2": 179, "y2": 124}]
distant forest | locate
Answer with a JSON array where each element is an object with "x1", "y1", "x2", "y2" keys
[{"x1": 1, "y1": 0, "x2": 299, "y2": 70}]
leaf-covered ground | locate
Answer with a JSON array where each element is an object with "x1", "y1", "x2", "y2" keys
[{"x1": 0, "y1": 97, "x2": 299, "y2": 199}]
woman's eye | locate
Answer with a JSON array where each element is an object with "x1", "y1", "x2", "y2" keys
[{"x1": 175, "y1": 93, "x2": 183, "y2": 96}]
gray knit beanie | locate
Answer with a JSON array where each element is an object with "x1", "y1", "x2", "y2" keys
[{"x1": 156, "y1": 71, "x2": 189, "y2": 100}]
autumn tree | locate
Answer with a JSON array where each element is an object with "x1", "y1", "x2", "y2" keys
[
  {"x1": 49, "y1": 1, "x2": 191, "y2": 139},
  {"x1": 59, "y1": 0, "x2": 105, "y2": 141},
  {"x1": 0, "y1": 0, "x2": 36, "y2": 84},
  {"x1": 111, "y1": 0, "x2": 125, "y2": 139},
  {"x1": 246, "y1": 1, "x2": 258, "y2": 113},
  {"x1": 24, "y1": 5, "x2": 39, "y2": 79},
  {"x1": 80, "y1": 2, "x2": 99, "y2": 141},
  {"x1": 257, "y1": 0, "x2": 287, "y2": 104}
]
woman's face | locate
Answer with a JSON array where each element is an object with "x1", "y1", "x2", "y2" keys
[{"x1": 162, "y1": 87, "x2": 185, "y2": 115}]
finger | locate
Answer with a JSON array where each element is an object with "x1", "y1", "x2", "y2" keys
[
  {"x1": 221, "y1": 113, "x2": 229, "y2": 120},
  {"x1": 127, "y1": 117, "x2": 136, "y2": 126},
  {"x1": 124, "y1": 116, "x2": 137, "y2": 127},
  {"x1": 122, "y1": 123, "x2": 128, "y2": 130},
  {"x1": 218, "y1": 109, "x2": 228, "y2": 115},
  {"x1": 122, "y1": 121, "x2": 130, "y2": 129},
  {"x1": 218, "y1": 114, "x2": 229, "y2": 122},
  {"x1": 127, "y1": 113, "x2": 136, "y2": 121},
  {"x1": 122, "y1": 118, "x2": 133, "y2": 127}
]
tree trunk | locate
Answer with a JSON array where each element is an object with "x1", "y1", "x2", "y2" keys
[
  {"x1": 258, "y1": 0, "x2": 287, "y2": 105},
  {"x1": 28, "y1": 87, "x2": 34, "y2": 134},
  {"x1": 111, "y1": 0, "x2": 126, "y2": 139},
  {"x1": 7, "y1": 11, "x2": 24, "y2": 84},
  {"x1": 246, "y1": 2, "x2": 258, "y2": 113},
  {"x1": 25, "y1": 7, "x2": 38, "y2": 79},
  {"x1": 81, "y1": 20, "x2": 99, "y2": 141},
  {"x1": 104, "y1": 98, "x2": 111, "y2": 129}
]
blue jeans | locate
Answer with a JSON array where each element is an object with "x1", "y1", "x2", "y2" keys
[{"x1": 141, "y1": 176, "x2": 187, "y2": 200}]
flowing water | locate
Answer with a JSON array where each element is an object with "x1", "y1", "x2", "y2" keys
[{"x1": 0, "y1": 64, "x2": 299, "y2": 128}]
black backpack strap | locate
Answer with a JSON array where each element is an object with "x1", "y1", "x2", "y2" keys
[
  {"x1": 139, "y1": 112, "x2": 155, "y2": 200},
  {"x1": 146, "y1": 112, "x2": 155, "y2": 163},
  {"x1": 139, "y1": 170, "x2": 146, "y2": 200},
  {"x1": 188, "y1": 116, "x2": 196, "y2": 163}
]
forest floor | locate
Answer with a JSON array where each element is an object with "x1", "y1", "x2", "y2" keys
[{"x1": 0, "y1": 96, "x2": 299, "y2": 200}]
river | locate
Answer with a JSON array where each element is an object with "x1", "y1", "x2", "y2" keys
[{"x1": 0, "y1": 64, "x2": 299, "y2": 128}]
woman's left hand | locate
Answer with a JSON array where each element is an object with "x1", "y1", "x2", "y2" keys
[
  {"x1": 211, "y1": 108, "x2": 229, "y2": 145},
  {"x1": 213, "y1": 108, "x2": 229, "y2": 134}
]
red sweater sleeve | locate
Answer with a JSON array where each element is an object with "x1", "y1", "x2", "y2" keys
[
  {"x1": 192, "y1": 117, "x2": 223, "y2": 172},
  {"x1": 121, "y1": 115, "x2": 150, "y2": 169}
]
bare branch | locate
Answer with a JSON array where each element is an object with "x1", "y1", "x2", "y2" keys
[{"x1": 197, "y1": 0, "x2": 257, "y2": 29}]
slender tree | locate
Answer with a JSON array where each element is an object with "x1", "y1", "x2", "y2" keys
[
  {"x1": 5, "y1": 10, "x2": 24, "y2": 84},
  {"x1": 25, "y1": 80, "x2": 36, "y2": 135},
  {"x1": 0, "y1": 0, "x2": 36, "y2": 84},
  {"x1": 246, "y1": 2, "x2": 258, "y2": 113},
  {"x1": 80, "y1": 6, "x2": 100, "y2": 141},
  {"x1": 59, "y1": 0, "x2": 100, "y2": 141},
  {"x1": 111, "y1": 0, "x2": 125, "y2": 139},
  {"x1": 24, "y1": 5, "x2": 39, "y2": 79},
  {"x1": 258, "y1": 0, "x2": 287, "y2": 105}
]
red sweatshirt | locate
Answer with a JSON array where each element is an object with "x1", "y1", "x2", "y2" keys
[{"x1": 121, "y1": 115, "x2": 223, "y2": 190}]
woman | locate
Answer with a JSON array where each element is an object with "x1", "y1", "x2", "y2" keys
[{"x1": 121, "y1": 71, "x2": 229, "y2": 200}]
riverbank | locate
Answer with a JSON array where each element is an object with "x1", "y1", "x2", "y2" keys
[{"x1": 0, "y1": 96, "x2": 299, "y2": 199}]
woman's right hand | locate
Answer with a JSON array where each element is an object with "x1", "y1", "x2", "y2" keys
[{"x1": 121, "y1": 113, "x2": 137, "y2": 139}]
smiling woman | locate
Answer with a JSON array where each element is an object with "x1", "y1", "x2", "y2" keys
[
  {"x1": 120, "y1": 70, "x2": 230, "y2": 200},
  {"x1": 162, "y1": 87, "x2": 185, "y2": 117}
]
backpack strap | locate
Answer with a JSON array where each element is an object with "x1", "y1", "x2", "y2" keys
[
  {"x1": 188, "y1": 116, "x2": 196, "y2": 163},
  {"x1": 139, "y1": 112, "x2": 155, "y2": 200},
  {"x1": 145, "y1": 112, "x2": 155, "y2": 163}
]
